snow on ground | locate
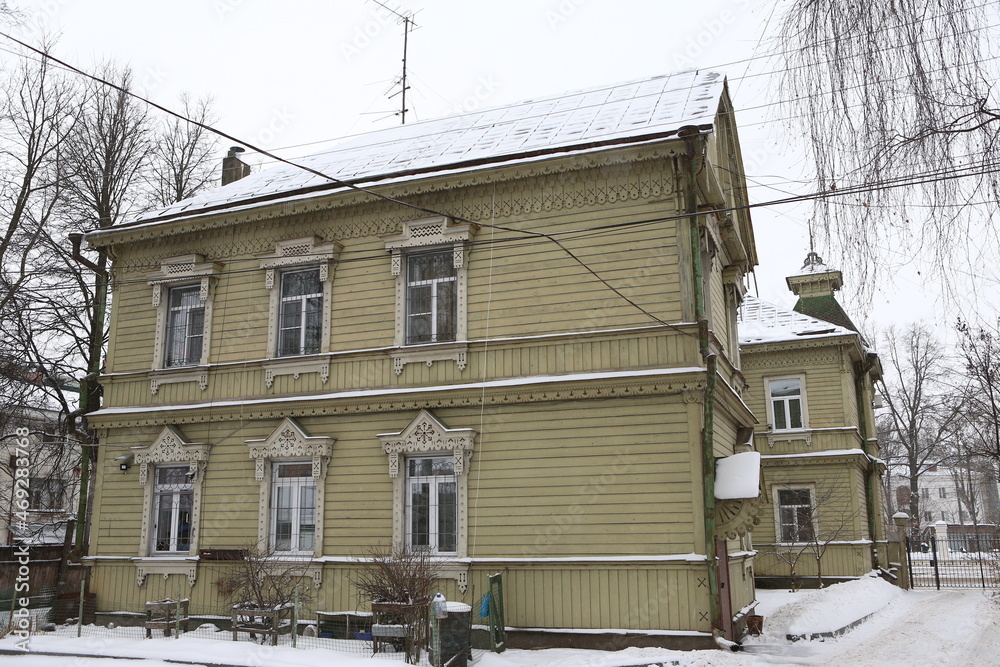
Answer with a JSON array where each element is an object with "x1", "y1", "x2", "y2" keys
[{"x1": 1, "y1": 577, "x2": 998, "y2": 666}]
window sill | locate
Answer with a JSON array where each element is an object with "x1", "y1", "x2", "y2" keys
[
  {"x1": 390, "y1": 342, "x2": 468, "y2": 375},
  {"x1": 149, "y1": 366, "x2": 208, "y2": 396},
  {"x1": 262, "y1": 356, "x2": 330, "y2": 388},
  {"x1": 766, "y1": 430, "x2": 812, "y2": 448}
]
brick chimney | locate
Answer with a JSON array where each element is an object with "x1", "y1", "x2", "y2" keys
[{"x1": 221, "y1": 146, "x2": 251, "y2": 186}]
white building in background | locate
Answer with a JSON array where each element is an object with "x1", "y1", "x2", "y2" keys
[
  {"x1": 888, "y1": 463, "x2": 1000, "y2": 537},
  {"x1": 0, "y1": 374, "x2": 79, "y2": 546}
]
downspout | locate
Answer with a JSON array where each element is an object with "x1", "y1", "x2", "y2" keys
[
  {"x1": 679, "y1": 126, "x2": 722, "y2": 636},
  {"x1": 854, "y1": 355, "x2": 880, "y2": 566}
]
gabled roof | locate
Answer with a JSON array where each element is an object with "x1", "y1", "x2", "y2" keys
[
  {"x1": 104, "y1": 70, "x2": 728, "y2": 232},
  {"x1": 738, "y1": 295, "x2": 855, "y2": 345}
]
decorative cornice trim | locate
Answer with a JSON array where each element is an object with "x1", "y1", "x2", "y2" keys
[
  {"x1": 89, "y1": 371, "x2": 709, "y2": 428},
  {"x1": 90, "y1": 145, "x2": 681, "y2": 250},
  {"x1": 132, "y1": 425, "x2": 211, "y2": 486}
]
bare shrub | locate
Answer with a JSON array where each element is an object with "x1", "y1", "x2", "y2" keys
[{"x1": 350, "y1": 546, "x2": 440, "y2": 605}]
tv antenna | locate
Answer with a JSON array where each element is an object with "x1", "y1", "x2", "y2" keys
[{"x1": 370, "y1": 0, "x2": 418, "y2": 124}]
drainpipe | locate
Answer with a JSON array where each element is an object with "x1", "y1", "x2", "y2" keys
[
  {"x1": 678, "y1": 126, "x2": 722, "y2": 635},
  {"x1": 855, "y1": 355, "x2": 881, "y2": 566}
]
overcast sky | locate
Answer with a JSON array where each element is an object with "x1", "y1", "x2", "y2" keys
[{"x1": 5, "y1": 0, "x2": 987, "y2": 339}]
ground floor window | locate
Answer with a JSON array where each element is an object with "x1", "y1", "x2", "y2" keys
[
  {"x1": 152, "y1": 466, "x2": 193, "y2": 553},
  {"x1": 271, "y1": 461, "x2": 316, "y2": 553},
  {"x1": 406, "y1": 455, "x2": 457, "y2": 555},
  {"x1": 777, "y1": 487, "x2": 815, "y2": 543}
]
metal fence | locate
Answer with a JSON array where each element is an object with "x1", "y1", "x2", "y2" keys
[{"x1": 906, "y1": 535, "x2": 1000, "y2": 589}]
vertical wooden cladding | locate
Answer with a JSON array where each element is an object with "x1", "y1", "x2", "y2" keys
[{"x1": 468, "y1": 563, "x2": 709, "y2": 632}]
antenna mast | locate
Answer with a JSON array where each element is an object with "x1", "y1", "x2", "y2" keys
[{"x1": 371, "y1": 0, "x2": 417, "y2": 124}]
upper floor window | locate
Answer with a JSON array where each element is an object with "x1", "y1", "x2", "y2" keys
[
  {"x1": 938, "y1": 487, "x2": 947, "y2": 498},
  {"x1": 383, "y1": 217, "x2": 474, "y2": 373},
  {"x1": 165, "y1": 285, "x2": 205, "y2": 367},
  {"x1": 768, "y1": 377, "x2": 805, "y2": 431},
  {"x1": 147, "y1": 255, "x2": 222, "y2": 376},
  {"x1": 406, "y1": 251, "x2": 457, "y2": 345},
  {"x1": 29, "y1": 478, "x2": 65, "y2": 511},
  {"x1": 259, "y1": 237, "x2": 342, "y2": 361},
  {"x1": 278, "y1": 269, "x2": 323, "y2": 357},
  {"x1": 152, "y1": 465, "x2": 193, "y2": 553}
]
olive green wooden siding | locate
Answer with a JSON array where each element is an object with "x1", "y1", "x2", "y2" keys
[
  {"x1": 742, "y1": 338, "x2": 882, "y2": 581},
  {"x1": 92, "y1": 397, "x2": 702, "y2": 558},
  {"x1": 89, "y1": 131, "x2": 760, "y2": 639}
]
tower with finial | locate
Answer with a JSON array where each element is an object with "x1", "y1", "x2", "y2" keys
[{"x1": 785, "y1": 252, "x2": 859, "y2": 334}]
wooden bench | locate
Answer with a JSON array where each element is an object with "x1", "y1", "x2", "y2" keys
[
  {"x1": 231, "y1": 604, "x2": 293, "y2": 646},
  {"x1": 144, "y1": 599, "x2": 189, "y2": 638}
]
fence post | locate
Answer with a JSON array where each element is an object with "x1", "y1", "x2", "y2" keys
[
  {"x1": 292, "y1": 586, "x2": 298, "y2": 649},
  {"x1": 76, "y1": 580, "x2": 84, "y2": 637},
  {"x1": 892, "y1": 513, "x2": 910, "y2": 589},
  {"x1": 930, "y1": 535, "x2": 942, "y2": 590}
]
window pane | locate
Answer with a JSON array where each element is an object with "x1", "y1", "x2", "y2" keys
[
  {"x1": 438, "y1": 481, "x2": 457, "y2": 553},
  {"x1": 277, "y1": 463, "x2": 313, "y2": 478},
  {"x1": 304, "y1": 296, "x2": 322, "y2": 354},
  {"x1": 770, "y1": 379, "x2": 800, "y2": 397},
  {"x1": 410, "y1": 481, "x2": 430, "y2": 548},
  {"x1": 177, "y1": 494, "x2": 192, "y2": 551},
  {"x1": 773, "y1": 402, "x2": 787, "y2": 430},
  {"x1": 408, "y1": 252, "x2": 454, "y2": 282},
  {"x1": 166, "y1": 286, "x2": 203, "y2": 367},
  {"x1": 437, "y1": 280, "x2": 456, "y2": 342},
  {"x1": 788, "y1": 398, "x2": 802, "y2": 429},
  {"x1": 281, "y1": 269, "x2": 321, "y2": 298},
  {"x1": 155, "y1": 497, "x2": 173, "y2": 550}
]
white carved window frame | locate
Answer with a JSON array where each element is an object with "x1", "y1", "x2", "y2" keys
[
  {"x1": 764, "y1": 374, "x2": 812, "y2": 447},
  {"x1": 259, "y1": 237, "x2": 342, "y2": 386},
  {"x1": 377, "y1": 410, "x2": 475, "y2": 564},
  {"x1": 382, "y1": 217, "x2": 475, "y2": 375},
  {"x1": 133, "y1": 426, "x2": 211, "y2": 586},
  {"x1": 146, "y1": 255, "x2": 222, "y2": 395},
  {"x1": 246, "y1": 418, "x2": 333, "y2": 561}
]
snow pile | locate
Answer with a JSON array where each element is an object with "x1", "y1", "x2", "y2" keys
[{"x1": 759, "y1": 574, "x2": 901, "y2": 636}]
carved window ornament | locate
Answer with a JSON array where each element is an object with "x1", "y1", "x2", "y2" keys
[
  {"x1": 377, "y1": 410, "x2": 476, "y2": 561},
  {"x1": 259, "y1": 238, "x2": 342, "y2": 384},
  {"x1": 146, "y1": 255, "x2": 222, "y2": 394},
  {"x1": 382, "y1": 217, "x2": 476, "y2": 374},
  {"x1": 246, "y1": 418, "x2": 333, "y2": 560},
  {"x1": 132, "y1": 426, "x2": 211, "y2": 585}
]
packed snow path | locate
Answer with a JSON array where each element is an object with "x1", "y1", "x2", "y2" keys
[{"x1": 744, "y1": 588, "x2": 1000, "y2": 666}]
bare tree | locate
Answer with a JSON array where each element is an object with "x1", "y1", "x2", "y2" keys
[
  {"x1": 956, "y1": 317, "x2": 1000, "y2": 477},
  {"x1": 773, "y1": 1, "x2": 1000, "y2": 295},
  {"x1": 878, "y1": 324, "x2": 963, "y2": 534},
  {"x1": 145, "y1": 94, "x2": 219, "y2": 208},
  {"x1": 0, "y1": 46, "x2": 77, "y2": 315}
]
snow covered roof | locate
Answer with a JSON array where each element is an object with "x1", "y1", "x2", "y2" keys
[
  {"x1": 738, "y1": 295, "x2": 855, "y2": 345},
  {"x1": 110, "y1": 70, "x2": 727, "y2": 231}
]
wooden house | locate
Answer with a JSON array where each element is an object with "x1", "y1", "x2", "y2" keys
[
  {"x1": 83, "y1": 70, "x2": 762, "y2": 648},
  {"x1": 738, "y1": 254, "x2": 886, "y2": 587}
]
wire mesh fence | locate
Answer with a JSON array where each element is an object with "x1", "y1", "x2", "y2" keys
[{"x1": 0, "y1": 579, "x2": 507, "y2": 667}]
